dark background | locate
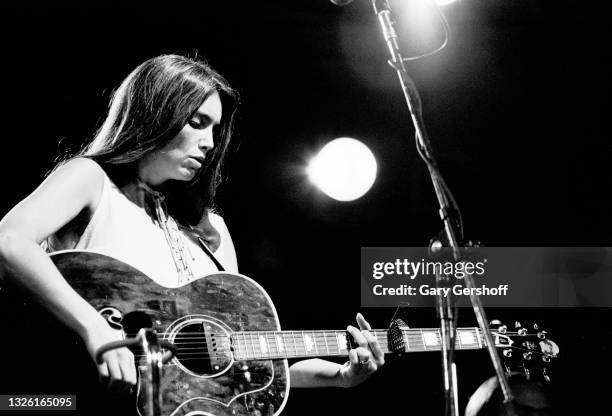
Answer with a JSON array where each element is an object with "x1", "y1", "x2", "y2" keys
[{"x1": 1, "y1": 0, "x2": 611, "y2": 414}]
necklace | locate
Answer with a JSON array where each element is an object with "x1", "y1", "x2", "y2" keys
[{"x1": 136, "y1": 179, "x2": 195, "y2": 285}]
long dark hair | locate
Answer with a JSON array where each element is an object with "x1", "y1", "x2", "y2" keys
[{"x1": 78, "y1": 54, "x2": 238, "y2": 228}]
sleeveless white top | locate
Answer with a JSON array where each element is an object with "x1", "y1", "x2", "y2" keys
[{"x1": 46, "y1": 167, "x2": 238, "y2": 288}]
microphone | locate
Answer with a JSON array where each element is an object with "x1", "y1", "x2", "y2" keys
[{"x1": 330, "y1": 0, "x2": 355, "y2": 6}]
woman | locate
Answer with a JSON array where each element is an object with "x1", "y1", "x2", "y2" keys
[{"x1": 0, "y1": 55, "x2": 383, "y2": 408}]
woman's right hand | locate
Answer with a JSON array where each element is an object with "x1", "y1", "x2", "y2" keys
[{"x1": 82, "y1": 320, "x2": 137, "y2": 392}]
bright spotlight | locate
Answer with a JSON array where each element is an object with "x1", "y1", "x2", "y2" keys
[
  {"x1": 435, "y1": 0, "x2": 458, "y2": 5},
  {"x1": 307, "y1": 137, "x2": 377, "y2": 202}
]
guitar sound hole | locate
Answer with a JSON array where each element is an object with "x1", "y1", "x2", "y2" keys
[{"x1": 173, "y1": 320, "x2": 232, "y2": 377}]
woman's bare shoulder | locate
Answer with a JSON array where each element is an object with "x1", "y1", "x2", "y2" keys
[
  {"x1": 0, "y1": 158, "x2": 107, "y2": 243},
  {"x1": 55, "y1": 157, "x2": 105, "y2": 176},
  {"x1": 48, "y1": 157, "x2": 104, "y2": 192}
]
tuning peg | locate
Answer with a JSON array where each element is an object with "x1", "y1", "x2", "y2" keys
[
  {"x1": 518, "y1": 328, "x2": 527, "y2": 336},
  {"x1": 523, "y1": 352, "x2": 532, "y2": 361},
  {"x1": 490, "y1": 319, "x2": 502, "y2": 327},
  {"x1": 498, "y1": 325, "x2": 507, "y2": 334},
  {"x1": 537, "y1": 331, "x2": 547, "y2": 339},
  {"x1": 533, "y1": 323, "x2": 539, "y2": 330},
  {"x1": 542, "y1": 354, "x2": 551, "y2": 363},
  {"x1": 514, "y1": 321, "x2": 522, "y2": 329},
  {"x1": 503, "y1": 349, "x2": 512, "y2": 357},
  {"x1": 540, "y1": 340, "x2": 560, "y2": 357}
]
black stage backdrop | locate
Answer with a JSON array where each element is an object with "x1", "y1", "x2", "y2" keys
[{"x1": 1, "y1": 1, "x2": 611, "y2": 415}]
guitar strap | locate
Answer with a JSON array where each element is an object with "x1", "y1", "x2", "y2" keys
[
  {"x1": 196, "y1": 237, "x2": 226, "y2": 272},
  {"x1": 136, "y1": 179, "x2": 226, "y2": 274}
]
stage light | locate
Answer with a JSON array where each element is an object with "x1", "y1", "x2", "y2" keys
[
  {"x1": 307, "y1": 137, "x2": 377, "y2": 202},
  {"x1": 435, "y1": 0, "x2": 459, "y2": 6}
]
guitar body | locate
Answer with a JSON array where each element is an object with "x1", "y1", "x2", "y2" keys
[{"x1": 47, "y1": 250, "x2": 288, "y2": 416}]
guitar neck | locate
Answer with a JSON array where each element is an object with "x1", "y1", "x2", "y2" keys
[{"x1": 232, "y1": 327, "x2": 484, "y2": 360}]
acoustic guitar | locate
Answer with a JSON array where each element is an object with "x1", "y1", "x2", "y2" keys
[{"x1": 0, "y1": 250, "x2": 558, "y2": 416}]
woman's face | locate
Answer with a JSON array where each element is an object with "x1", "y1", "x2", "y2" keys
[{"x1": 139, "y1": 91, "x2": 223, "y2": 185}]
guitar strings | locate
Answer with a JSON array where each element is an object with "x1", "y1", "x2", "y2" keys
[
  {"x1": 122, "y1": 330, "x2": 529, "y2": 337},
  {"x1": 99, "y1": 328, "x2": 549, "y2": 362},
  {"x1": 119, "y1": 331, "x2": 534, "y2": 353},
  {"x1": 129, "y1": 341, "x2": 551, "y2": 362},
  {"x1": 124, "y1": 337, "x2": 549, "y2": 361}
]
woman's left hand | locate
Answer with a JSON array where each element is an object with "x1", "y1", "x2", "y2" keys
[{"x1": 338, "y1": 312, "x2": 385, "y2": 388}]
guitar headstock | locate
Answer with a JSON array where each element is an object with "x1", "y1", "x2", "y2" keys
[{"x1": 489, "y1": 320, "x2": 559, "y2": 382}]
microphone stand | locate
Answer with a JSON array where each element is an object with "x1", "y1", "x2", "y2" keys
[{"x1": 369, "y1": 1, "x2": 516, "y2": 415}]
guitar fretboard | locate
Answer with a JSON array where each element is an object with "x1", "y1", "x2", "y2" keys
[{"x1": 231, "y1": 327, "x2": 483, "y2": 360}]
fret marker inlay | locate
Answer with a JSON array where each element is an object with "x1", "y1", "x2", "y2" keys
[
  {"x1": 423, "y1": 332, "x2": 439, "y2": 346},
  {"x1": 459, "y1": 331, "x2": 475, "y2": 345},
  {"x1": 304, "y1": 334, "x2": 314, "y2": 353},
  {"x1": 337, "y1": 333, "x2": 347, "y2": 352},
  {"x1": 259, "y1": 336, "x2": 268, "y2": 354}
]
